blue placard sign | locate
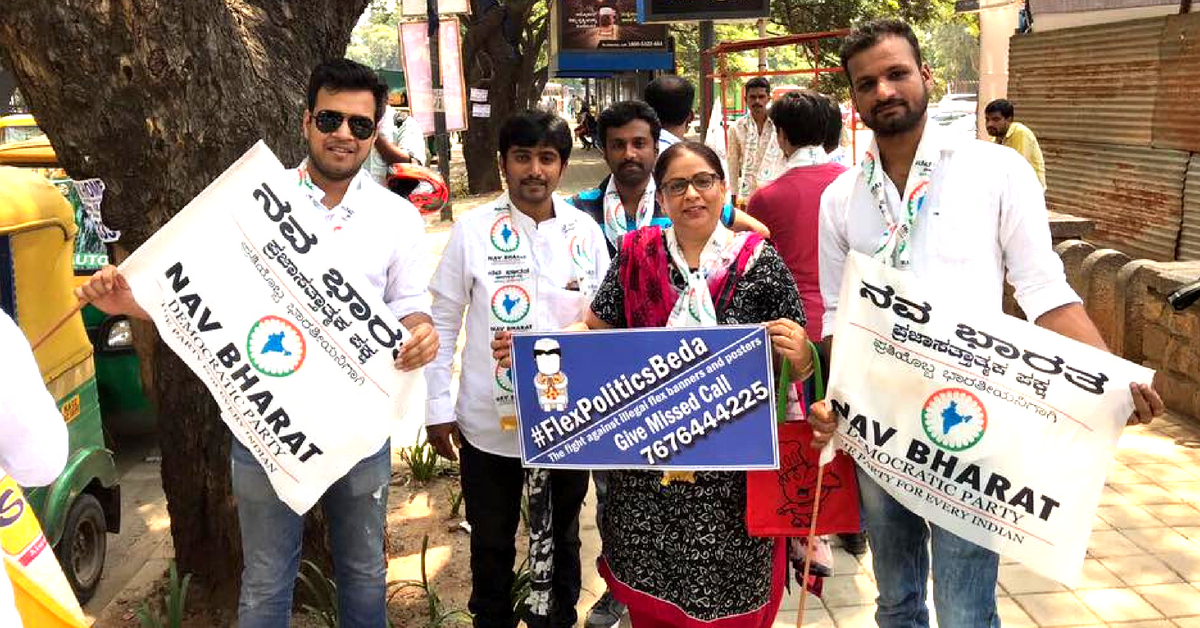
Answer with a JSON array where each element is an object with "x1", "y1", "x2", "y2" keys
[{"x1": 511, "y1": 325, "x2": 778, "y2": 470}]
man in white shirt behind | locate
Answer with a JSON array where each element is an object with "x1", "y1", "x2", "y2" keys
[
  {"x1": 809, "y1": 20, "x2": 1164, "y2": 628},
  {"x1": 425, "y1": 109, "x2": 609, "y2": 628},
  {"x1": 0, "y1": 310, "x2": 69, "y2": 628},
  {"x1": 365, "y1": 101, "x2": 428, "y2": 187}
]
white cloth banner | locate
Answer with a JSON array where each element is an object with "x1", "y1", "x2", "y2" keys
[
  {"x1": 120, "y1": 141, "x2": 417, "y2": 514},
  {"x1": 826, "y1": 252, "x2": 1154, "y2": 586}
]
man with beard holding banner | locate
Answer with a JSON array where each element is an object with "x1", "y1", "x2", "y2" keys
[
  {"x1": 425, "y1": 110, "x2": 609, "y2": 628},
  {"x1": 809, "y1": 20, "x2": 1163, "y2": 628},
  {"x1": 76, "y1": 59, "x2": 439, "y2": 628}
]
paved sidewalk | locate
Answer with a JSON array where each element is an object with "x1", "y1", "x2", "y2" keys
[
  {"x1": 431, "y1": 145, "x2": 1200, "y2": 627},
  {"x1": 761, "y1": 413, "x2": 1200, "y2": 628}
]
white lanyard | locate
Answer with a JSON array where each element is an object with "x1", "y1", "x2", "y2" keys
[
  {"x1": 487, "y1": 194, "x2": 598, "y2": 429},
  {"x1": 861, "y1": 128, "x2": 942, "y2": 269},
  {"x1": 602, "y1": 177, "x2": 655, "y2": 252}
]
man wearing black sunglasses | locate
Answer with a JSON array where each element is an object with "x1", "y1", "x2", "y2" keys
[
  {"x1": 72, "y1": 59, "x2": 438, "y2": 628},
  {"x1": 249, "y1": 58, "x2": 439, "y2": 627}
]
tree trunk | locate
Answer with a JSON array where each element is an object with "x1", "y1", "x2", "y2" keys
[
  {"x1": 462, "y1": 0, "x2": 540, "y2": 195},
  {"x1": 0, "y1": 0, "x2": 368, "y2": 597}
]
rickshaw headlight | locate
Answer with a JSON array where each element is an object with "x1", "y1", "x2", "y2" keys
[{"x1": 105, "y1": 319, "x2": 133, "y2": 349}]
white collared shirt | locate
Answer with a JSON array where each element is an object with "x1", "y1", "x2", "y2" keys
[
  {"x1": 818, "y1": 129, "x2": 1079, "y2": 338},
  {"x1": 658, "y1": 128, "x2": 682, "y2": 154},
  {"x1": 288, "y1": 163, "x2": 430, "y2": 320},
  {"x1": 729, "y1": 114, "x2": 784, "y2": 199},
  {"x1": 366, "y1": 107, "x2": 429, "y2": 186},
  {"x1": 1, "y1": 311, "x2": 68, "y2": 628},
  {"x1": 426, "y1": 196, "x2": 610, "y2": 458}
]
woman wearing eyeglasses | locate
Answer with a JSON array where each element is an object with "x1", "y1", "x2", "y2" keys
[{"x1": 580, "y1": 141, "x2": 812, "y2": 628}]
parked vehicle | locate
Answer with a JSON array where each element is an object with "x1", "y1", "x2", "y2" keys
[
  {"x1": 0, "y1": 135, "x2": 154, "y2": 437},
  {"x1": 0, "y1": 166, "x2": 121, "y2": 602},
  {"x1": 935, "y1": 92, "x2": 978, "y2": 114},
  {"x1": 0, "y1": 113, "x2": 40, "y2": 145}
]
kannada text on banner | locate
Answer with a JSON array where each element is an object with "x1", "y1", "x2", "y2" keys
[
  {"x1": 512, "y1": 326, "x2": 778, "y2": 470},
  {"x1": 826, "y1": 251, "x2": 1154, "y2": 586},
  {"x1": 118, "y1": 142, "x2": 418, "y2": 515}
]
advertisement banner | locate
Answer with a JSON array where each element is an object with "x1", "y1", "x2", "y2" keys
[
  {"x1": 512, "y1": 326, "x2": 778, "y2": 470},
  {"x1": 400, "y1": 0, "x2": 470, "y2": 16},
  {"x1": 560, "y1": 0, "x2": 668, "y2": 50},
  {"x1": 826, "y1": 252, "x2": 1154, "y2": 585},
  {"x1": 399, "y1": 19, "x2": 468, "y2": 135},
  {"x1": 119, "y1": 142, "x2": 419, "y2": 514},
  {"x1": 637, "y1": 0, "x2": 770, "y2": 23},
  {"x1": 48, "y1": 177, "x2": 118, "y2": 272}
]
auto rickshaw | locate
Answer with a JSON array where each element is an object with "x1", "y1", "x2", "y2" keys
[
  {"x1": 0, "y1": 113, "x2": 41, "y2": 145},
  {"x1": 0, "y1": 135, "x2": 154, "y2": 436},
  {"x1": 0, "y1": 166, "x2": 120, "y2": 602}
]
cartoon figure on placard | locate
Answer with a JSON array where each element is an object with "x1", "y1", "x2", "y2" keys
[{"x1": 533, "y1": 338, "x2": 568, "y2": 412}]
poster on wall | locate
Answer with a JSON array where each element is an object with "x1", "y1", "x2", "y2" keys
[
  {"x1": 559, "y1": 0, "x2": 668, "y2": 50},
  {"x1": 399, "y1": 18, "x2": 468, "y2": 135},
  {"x1": 400, "y1": 0, "x2": 470, "y2": 16},
  {"x1": 637, "y1": 0, "x2": 769, "y2": 23}
]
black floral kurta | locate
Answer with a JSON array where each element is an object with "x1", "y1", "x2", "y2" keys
[{"x1": 590, "y1": 235, "x2": 806, "y2": 620}]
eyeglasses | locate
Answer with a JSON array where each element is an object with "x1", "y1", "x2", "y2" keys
[
  {"x1": 661, "y1": 172, "x2": 722, "y2": 197},
  {"x1": 313, "y1": 110, "x2": 376, "y2": 140}
]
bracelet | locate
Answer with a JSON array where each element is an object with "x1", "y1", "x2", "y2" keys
[{"x1": 790, "y1": 357, "x2": 815, "y2": 381}]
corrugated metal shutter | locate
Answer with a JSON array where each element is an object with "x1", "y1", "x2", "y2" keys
[
  {"x1": 1042, "y1": 138, "x2": 1188, "y2": 261},
  {"x1": 1153, "y1": 14, "x2": 1200, "y2": 152},
  {"x1": 1009, "y1": 18, "x2": 1165, "y2": 147},
  {"x1": 1037, "y1": 0, "x2": 1177, "y2": 10},
  {"x1": 1180, "y1": 155, "x2": 1200, "y2": 261}
]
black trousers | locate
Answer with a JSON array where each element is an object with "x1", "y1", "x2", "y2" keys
[{"x1": 459, "y1": 436, "x2": 589, "y2": 628}]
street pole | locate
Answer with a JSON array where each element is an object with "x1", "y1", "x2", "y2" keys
[
  {"x1": 428, "y1": 0, "x2": 453, "y2": 221},
  {"x1": 699, "y1": 20, "x2": 714, "y2": 140},
  {"x1": 757, "y1": 19, "x2": 767, "y2": 72}
]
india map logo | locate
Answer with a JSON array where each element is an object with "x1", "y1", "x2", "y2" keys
[
  {"x1": 490, "y1": 215, "x2": 520, "y2": 253},
  {"x1": 491, "y1": 285, "x2": 531, "y2": 324},
  {"x1": 247, "y1": 315, "x2": 307, "y2": 377},
  {"x1": 569, "y1": 235, "x2": 592, "y2": 269},
  {"x1": 495, "y1": 362, "x2": 513, "y2": 393},
  {"x1": 921, "y1": 388, "x2": 987, "y2": 452}
]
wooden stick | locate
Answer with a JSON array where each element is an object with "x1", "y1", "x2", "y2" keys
[
  {"x1": 30, "y1": 299, "x2": 86, "y2": 352},
  {"x1": 796, "y1": 462, "x2": 826, "y2": 628}
]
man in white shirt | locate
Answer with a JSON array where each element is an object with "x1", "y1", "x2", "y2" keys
[
  {"x1": 425, "y1": 109, "x2": 609, "y2": 628},
  {"x1": 365, "y1": 102, "x2": 427, "y2": 186},
  {"x1": 76, "y1": 59, "x2": 439, "y2": 628},
  {"x1": 808, "y1": 21, "x2": 1163, "y2": 628},
  {"x1": 0, "y1": 310, "x2": 69, "y2": 628},
  {"x1": 728, "y1": 77, "x2": 784, "y2": 205},
  {"x1": 643, "y1": 75, "x2": 691, "y2": 154}
]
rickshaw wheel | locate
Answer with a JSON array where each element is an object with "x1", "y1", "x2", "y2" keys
[{"x1": 58, "y1": 493, "x2": 107, "y2": 603}]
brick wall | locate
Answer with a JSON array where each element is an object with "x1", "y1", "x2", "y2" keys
[{"x1": 1006, "y1": 239, "x2": 1200, "y2": 422}]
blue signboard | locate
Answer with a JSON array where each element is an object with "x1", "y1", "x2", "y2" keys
[{"x1": 511, "y1": 326, "x2": 778, "y2": 470}]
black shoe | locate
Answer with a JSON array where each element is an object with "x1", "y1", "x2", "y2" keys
[
  {"x1": 839, "y1": 532, "x2": 868, "y2": 556},
  {"x1": 585, "y1": 590, "x2": 627, "y2": 628}
]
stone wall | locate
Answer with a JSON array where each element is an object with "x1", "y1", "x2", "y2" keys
[{"x1": 1004, "y1": 240, "x2": 1200, "y2": 422}]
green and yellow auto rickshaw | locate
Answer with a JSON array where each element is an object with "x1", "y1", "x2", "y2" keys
[
  {"x1": 0, "y1": 135, "x2": 154, "y2": 436},
  {"x1": 0, "y1": 166, "x2": 120, "y2": 602}
]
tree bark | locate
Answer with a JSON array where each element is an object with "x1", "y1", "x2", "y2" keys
[
  {"x1": 0, "y1": 0, "x2": 368, "y2": 597},
  {"x1": 462, "y1": 0, "x2": 541, "y2": 195}
]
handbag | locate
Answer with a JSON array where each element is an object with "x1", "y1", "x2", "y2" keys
[{"x1": 746, "y1": 343, "x2": 861, "y2": 537}]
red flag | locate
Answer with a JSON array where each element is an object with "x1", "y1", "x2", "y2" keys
[{"x1": 746, "y1": 421, "x2": 861, "y2": 537}]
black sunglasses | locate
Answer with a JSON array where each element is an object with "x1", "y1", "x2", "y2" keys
[{"x1": 313, "y1": 109, "x2": 376, "y2": 140}]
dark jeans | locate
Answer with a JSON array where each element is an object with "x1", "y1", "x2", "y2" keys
[{"x1": 460, "y1": 436, "x2": 589, "y2": 628}]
